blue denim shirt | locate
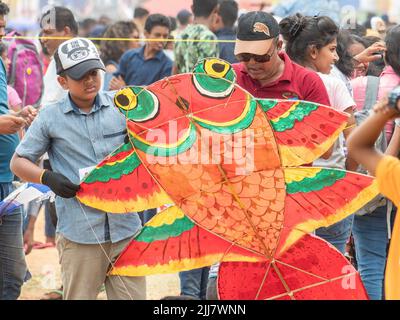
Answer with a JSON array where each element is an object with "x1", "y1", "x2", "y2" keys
[
  {"x1": 0, "y1": 59, "x2": 19, "y2": 183},
  {"x1": 15, "y1": 92, "x2": 142, "y2": 244},
  {"x1": 215, "y1": 28, "x2": 238, "y2": 65},
  {"x1": 114, "y1": 46, "x2": 173, "y2": 86}
]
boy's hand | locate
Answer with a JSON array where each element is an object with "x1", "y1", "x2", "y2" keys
[{"x1": 41, "y1": 170, "x2": 80, "y2": 199}]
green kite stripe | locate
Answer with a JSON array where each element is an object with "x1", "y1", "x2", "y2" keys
[
  {"x1": 286, "y1": 169, "x2": 347, "y2": 194},
  {"x1": 257, "y1": 99, "x2": 279, "y2": 112},
  {"x1": 271, "y1": 102, "x2": 318, "y2": 132},
  {"x1": 136, "y1": 216, "x2": 195, "y2": 243},
  {"x1": 132, "y1": 124, "x2": 197, "y2": 157},
  {"x1": 84, "y1": 152, "x2": 141, "y2": 183},
  {"x1": 194, "y1": 99, "x2": 257, "y2": 134}
]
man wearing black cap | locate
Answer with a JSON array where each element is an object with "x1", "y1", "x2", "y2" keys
[{"x1": 233, "y1": 11, "x2": 330, "y2": 105}]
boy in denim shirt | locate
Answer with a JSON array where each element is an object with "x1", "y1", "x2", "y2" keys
[{"x1": 11, "y1": 38, "x2": 145, "y2": 300}]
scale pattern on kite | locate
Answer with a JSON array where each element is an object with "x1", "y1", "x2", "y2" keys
[{"x1": 77, "y1": 58, "x2": 378, "y2": 300}]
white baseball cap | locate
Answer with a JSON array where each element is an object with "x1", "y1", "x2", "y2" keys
[{"x1": 54, "y1": 38, "x2": 105, "y2": 80}]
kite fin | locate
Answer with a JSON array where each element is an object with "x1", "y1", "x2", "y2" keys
[
  {"x1": 77, "y1": 141, "x2": 172, "y2": 213},
  {"x1": 277, "y1": 167, "x2": 379, "y2": 254},
  {"x1": 218, "y1": 234, "x2": 368, "y2": 300},
  {"x1": 257, "y1": 99, "x2": 348, "y2": 167},
  {"x1": 110, "y1": 206, "x2": 264, "y2": 277}
]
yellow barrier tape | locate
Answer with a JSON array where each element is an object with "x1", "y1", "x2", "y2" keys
[{"x1": 3, "y1": 35, "x2": 238, "y2": 43}]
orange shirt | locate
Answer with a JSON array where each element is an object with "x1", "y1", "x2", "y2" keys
[{"x1": 376, "y1": 156, "x2": 400, "y2": 300}]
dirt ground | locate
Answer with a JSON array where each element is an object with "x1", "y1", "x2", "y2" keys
[{"x1": 19, "y1": 209, "x2": 180, "y2": 300}]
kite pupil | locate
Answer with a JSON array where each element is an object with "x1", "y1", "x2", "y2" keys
[
  {"x1": 117, "y1": 94, "x2": 130, "y2": 106},
  {"x1": 212, "y1": 63, "x2": 225, "y2": 73}
]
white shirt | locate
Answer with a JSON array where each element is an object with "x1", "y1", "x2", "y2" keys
[
  {"x1": 314, "y1": 73, "x2": 356, "y2": 170},
  {"x1": 41, "y1": 57, "x2": 67, "y2": 107}
]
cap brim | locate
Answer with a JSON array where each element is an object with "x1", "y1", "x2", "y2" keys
[
  {"x1": 64, "y1": 60, "x2": 106, "y2": 80},
  {"x1": 234, "y1": 39, "x2": 274, "y2": 56}
]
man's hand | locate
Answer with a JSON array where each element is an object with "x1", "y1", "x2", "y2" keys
[
  {"x1": 109, "y1": 76, "x2": 126, "y2": 91},
  {"x1": 41, "y1": 171, "x2": 80, "y2": 199},
  {"x1": 18, "y1": 105, "x2": 38, "y2": 126},
  {"x1": 0, "y1": 114, "x2": 26, "y2": 134}
]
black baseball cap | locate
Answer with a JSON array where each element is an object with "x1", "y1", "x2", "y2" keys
[{"x1": 235, "y1": 11, "x2": 280, "y2": 56}]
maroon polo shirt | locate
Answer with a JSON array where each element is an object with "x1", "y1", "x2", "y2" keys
[{"x1": 233, "y1": 51, "x2": 330, "y2": 106}]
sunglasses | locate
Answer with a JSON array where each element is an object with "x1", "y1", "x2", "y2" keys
[
  {"x1": 236, "y1": 53, "x2": 273, "y2": 63},
  {"x1": 235, "y1": 43, "x2": 277, "y2": 63}
]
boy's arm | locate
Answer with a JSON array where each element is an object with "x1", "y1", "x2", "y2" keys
[
  {"x1": 11, "y1": 154, "x2": 79, "y2": 199},
  {"x1": 347, "y1": 98, "x2": 399, "y2": 176}
]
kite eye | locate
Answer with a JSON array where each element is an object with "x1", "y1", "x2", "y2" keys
[
  {"x1": 204, "y1": 59, "x2": 230, "y2": 79},
  {"x1": 115, "y1": 88, "x2": 137, "y2": 111},
  {"x1": 193, "y1": 58, "x2": 236, "y2": 98},
  {"x1": 114, "y1": 87, "x2": 160, "y2": 123}
]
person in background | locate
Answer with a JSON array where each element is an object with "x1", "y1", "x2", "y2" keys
[
  {"x1": 0, "y1": 0, "x2": 37, "y2": 300},
  {"x1": 0, "y1": 43, "x2": 22, "y2": 113},
  {"x1": 100, "y1": 21, "x2": 141, "y2": 74},
  {"x1": 349, "y1": 25, "x2": 400, "y2": 300},
  {"x1": 280, "y1": 14, "x2": 358, "y2": 257},
  {"x1": 174, "y1": 0, "x2": 220, "y2": 75},
  {"x1": 41, "y1": 6, "x2": 79, "y2": 106},
  {"x1": 207, "y1": 10, "x2": 332, "y2": 300},
  {"x1": 133, "y1": 7, "x2": 149, "y2": 38},
  {"x1": 367, "y1": 16, "x2": 387, "y2": 39},
  {"x1": 78, "y1": 18, "x2": 97, "y2": 38},
  {"x1": 347, "y1": 93, "x2": 400, "y2": 301},
  {"x1": 175, "y1": 9, "x2": 193, "y2": 38},
  {"x1": 215, "y1": 0, "x2": 239, "y2": 64},
  {"x1": 109, "y1": 14, "x2": 172, "y2": 90}
]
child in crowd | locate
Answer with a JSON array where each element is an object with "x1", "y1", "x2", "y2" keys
[
  {"x1": 347, "y1": 90, "x2": 400, "y2": 301},
  {"x1": 11, "y1": 38, "x2": 145, "y2": 300}
]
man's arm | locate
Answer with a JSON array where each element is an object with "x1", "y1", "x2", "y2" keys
[
  {"x1": 0, "y1": 114, "x2": 26, "y2": 134},
  {"x1": 347, "y1": 98, "x2": 399, "y2": 176}
]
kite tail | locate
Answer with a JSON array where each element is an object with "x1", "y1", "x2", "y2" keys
[
  {"x1": 217, "y1": 234, "x2": 369, "y2": 300},
  {"x1": 110, "y1": 206, "x2": 265, "y2": 277}
]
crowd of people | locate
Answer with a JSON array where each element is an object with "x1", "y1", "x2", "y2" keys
[{"x1": 1, "y1": 0, "x2": 400, "y2": 300}]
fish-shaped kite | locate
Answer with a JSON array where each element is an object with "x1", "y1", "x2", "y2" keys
[{"x1": 78, "y1": 58, "x2": 375, "y2": 300}]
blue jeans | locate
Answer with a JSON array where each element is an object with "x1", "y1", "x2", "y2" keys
[
  {"x1": 179, "y1": 267, "x2": 210, "y2": 300},
  {"x1": 315, "y1": 215, "x2": 354, "y2": 254},
  {"x1": 352, "y1": 205, "x2": 391, "y2": 300},
  {"x1": 24, "y1": 199, "x2": 56, "y2": 238},
  {"x1": 139, "y1": 209, "x2": 157, "y2": 226},
  {"x1": 0, "y1": 183, "x2": 27, "y2": 300}
]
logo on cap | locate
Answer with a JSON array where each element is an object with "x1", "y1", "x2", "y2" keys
[
  {"x1": 61, "y1": 39, "x2": 92, "y2": 62},
  {"x1": 253, "y1": 22, "x2": 270, "y2": 36}
]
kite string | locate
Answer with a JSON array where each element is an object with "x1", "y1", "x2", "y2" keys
[
  {"x1": 3, "y1": 35, "x2": 237, "y2": 43},
  {"x1": 77, "y1": 200, "x2": 135, "y2": 301}
]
